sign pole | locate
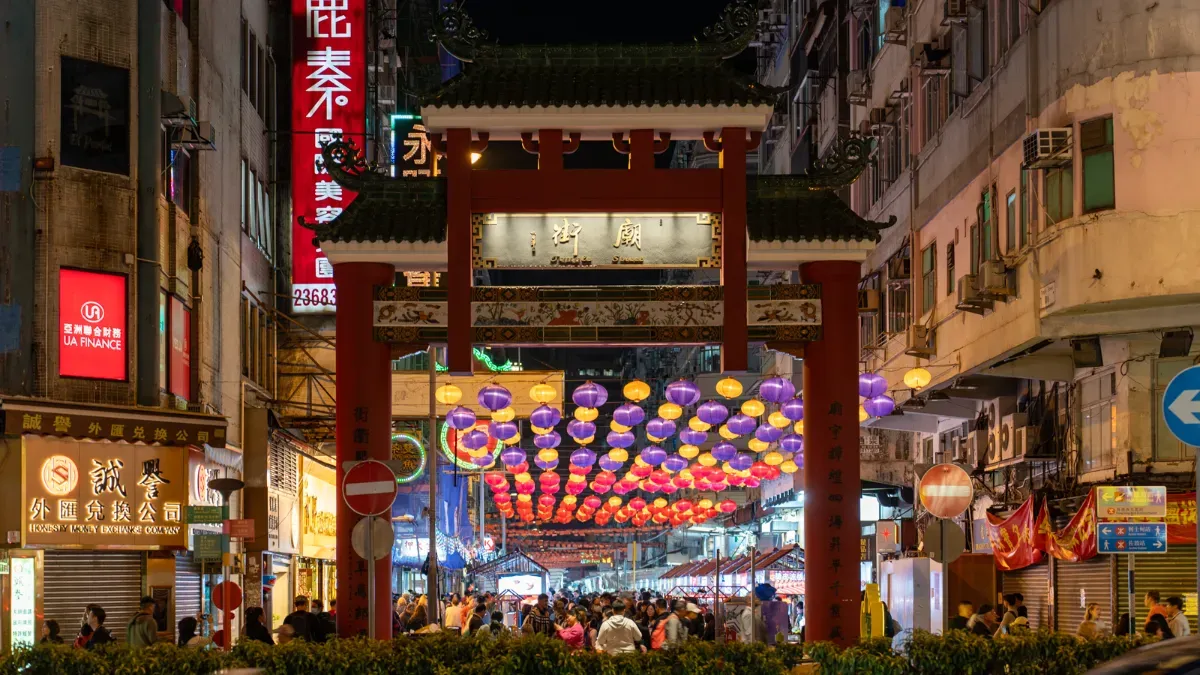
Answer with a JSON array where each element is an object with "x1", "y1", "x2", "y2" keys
[
  {"x1": 366, "y1": 518, "x2": 375, "y2": 640},
  {"x1": 1129, "y1": 553, "x2": 1136, "y2": 635},
  {"x1": 427, "y1": 345, "x2": 439, "y2": 620}
]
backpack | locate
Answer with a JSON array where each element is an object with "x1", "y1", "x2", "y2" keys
[{"x1": 651, "y1": 617, "x2": 668, "y2": 649}]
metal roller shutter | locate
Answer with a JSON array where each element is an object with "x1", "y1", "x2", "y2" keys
[
  {"x1": 1117, "y1": 548, "x2": 1198, "y2": 633},
  {"x1": 175, "y1": 554, "x2": 203, "y2": 636},
  {"x1": 1001, "y1": 561, "x2": 1050, "y2": 630},
  {"x1": 1054, "y1": 556, "x2": 1113, "y2": 634},
  {"x1": 44, "y1": 551, "x2": 144, "y2": 642}
]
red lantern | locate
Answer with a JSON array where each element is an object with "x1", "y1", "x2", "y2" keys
[
  {"x1": 595, "y1": 470, "x2": 617, "y2": 486},
  {"x1": 584, "y1": 495, "x2": 602, "y2": 509},
  {"x1": 591, "y1": 481, "x2": 611, "y2": 494},
  {"x1": 649, "y1": 470, "x2": 670, "y2": 485},
  {"x1": 718, "y1": 499, "x2": 737, "y2": 514},
  {"x1": 569, "y1": 463, "x2": 589, "y2": 476},
  {"x1": 675, "y1": 499, "x2": 693, "y2": 512},
  {"x1": 493, "y1": 492, "x2": 512, "y2": 504},
  {"x1": 631, "y1": 463, "x2": 653, "y2": 478},
  {"x1": 538, "y1": 494, "x2": 556, "y2": 507},
  {"x1": 485, "y1": 472, "x2": 506, "y2": 487},
  {"x1": 629, "y1": 497, "x2": 646, "y2": 510},
  {"x1": 508, "y1": 461, "x2": 529, "y2": 476}
]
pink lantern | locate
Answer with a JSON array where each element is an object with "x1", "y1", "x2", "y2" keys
[{"x1": 538, "y1": 494, "x2": 556, "y2": 507}]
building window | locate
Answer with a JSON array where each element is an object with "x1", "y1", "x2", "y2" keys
[
  {"x1": 1005, "y1": 189, "x2": 1017, "y2": 253},
  {"x1": 923, "y1": 73, "x2": 950, "y2": 144},
  {"x1": 1078, "y1": 370, "x2": 1116, "y2": 473},
  {"x1": 969, "y1": 223, "x2": 979, "y2": 275},
  {"x1": 1156, "y1": 358, "x2": 1198, "y2": 461},
  {"x1": 967, "y1": 2, "x2": 989, "y2": 86},
  {"x1": 248, "y1": 30, "x2": 257, "y2": 109},
  {"x1": 921, "y1": 242, "x2": 936, "y2": 314},
  {"x1": 1082, "y1": 116, "x2": 1115, "y2": 212},
  {"x1": 1045, "y1": 165, "x2": 1073, "y2": 225},
  {"x1": 946, "y1": 242, "x2": 956, "y2": 296},
  {"x1": 1019, "y1": 169, "x2": 1029, "y2": 248},
  {"x1": 240, "y1": 17, "x2": 248, "y2": 94},
  {"x1": 242, "y1": 294, "x2": 275, "y2": 393},
  {"x1": 240, "y1": 158, "x2": 247, "y2": 232},
  {"x1": 886, "y1": 282, "x2": 909, "y2": 335}
]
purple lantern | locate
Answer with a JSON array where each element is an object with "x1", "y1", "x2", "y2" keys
[
  {"x1": 567, "y1": 419, "x2": 597, "y2": 440},
  {"x1": 711, "y1": 442, "x2": 737, "y2": 462},
  {"x1": 534, "y1": 457, "x2": 559, "y2": 471},
  {"x1": 679, "y1": 429, "x2": 708, "y2": 446},
  {"x1": 696, "y1": 400, "x2": 730, "y2": 426},
  {"x1": 781, "y1": 397, "x2": 805, "y2": 422},
  {"x1": 779, "y1": 433, "x2": 804, "y2": 453},
  {"x1": 530, "y1": 404, "x2": 562, "y2": 429},
  {"x1": 639, "y1": 446, "x2": 667, "y2": 466},
  {"x1": 646, "y1": 417, "x2": 677, "y2": 439},
  {"x1": 472, "y1": 454, "x2": 495, "y2": 468},
  {"x1": 726, "y1": 413, "x2": 757, "y2": 435},
  {"x1": 534, "y1": 431, "x2": 562, "y2": 449},
  {"x1": 864, "y1": 394, "x2": 896, "y2": 418},
  {"x1": 500, "y1": 447, "x2": 526, "y2": 466},
  {"x1": 569, "y1": 447, "x2": 597, "y2": 467},
  {"x1": 606, "y1": 430, "x2": 636, "y2": 448},
  {"x1": 759, "y1": 377, "x2": 796, "y2": 404},
  {"x1": 446, "y1": 406, "x2": 476, "y2": 430},
  {"x1": 488, "y1": 421, "x2": 519, "y2": 441},
  {"x1": 665, "y1": 380, "x2": 702, "y2": 407},
  {"x1": 728, "y1": 453, "x2": 754, "y2": 471},
  {"x1": 662, "y1": 454, "x2": 689, "y2": 472},
  {"x1": 755, "y1": 423, "x2": 783, "y2": 443},
  {"x1": 598, "y1": 455, "x2": 623, "y2": 472},
  {"x1": 859, "y1": 373, "x2": 888, "y2": 399},
  {"x1": 572, "y1": 381, "x2": 609, "y2": 408},
  {"x1": 477, "y1": 384, "x2": 513, "y2": 411},
  {"x1": 462, "y1": 429, "x2": 489, "y2": 450},
  {"x1": 613, "y1": 403, "x2": 646, "y2": 427}
]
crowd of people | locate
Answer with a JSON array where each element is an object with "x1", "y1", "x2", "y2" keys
[
  {"x1": 396, "y1": 589, "x2": 774, "y2": 652},
  {"x1": 943, "y1": 590, "x2": 1192, "y2": 642}
]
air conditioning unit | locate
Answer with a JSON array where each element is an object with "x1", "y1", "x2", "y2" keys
[
  {"x1": 1013, "y1": 425, "x2": 1035, "y2": 458},
  {"x1": 905, "y1": 324, "x2": 935, "y2": 358},
  {"x1": 858, "y1": 289, "x2": 881, "y2": 313},
  {"x1": 956, "y1": 274, "x2": 993, "y2": 314},
  {"x1": 963, "y1": 430, "x2": 987, "y2": 465},
  {"x1": 847, "y1": 69, "x2": 871, "y2": 106},
  {"x1": 943, "y1": 0, "x2": 969, "y2": 23},
  {"x1": 987, "y1": 429, "x2": 1000, "y2": 465},
  {"x1": 1022, "y1": 128, "x2": 1073, "y2": 169},
  {"x1": 999, "y1": 413, "x2": 1029, "y2": 461},
  {"x1": 888, "y1": 256, "x2": 912, "y2": 281},
  {"x1": 979, "y1": 260, "x2": 1015, "y2": 298},
  {"x1": 884, "y1": 6, "x2": 905, "y2": 34}
]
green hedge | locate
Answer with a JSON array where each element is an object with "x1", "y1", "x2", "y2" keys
[
  {"x1": 0, "y1": 630, "x2": 1148, "y2": 675},
  {"x1": 798, "y1": 631, "x2": 1152, "y2": 675}
]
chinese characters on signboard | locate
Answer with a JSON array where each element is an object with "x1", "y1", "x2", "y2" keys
[
  {"x1": 58, "y1": 268, "x2": 127, "y2": 381},
  {"x1": 24, "y1": 436, "x2": 187, "y2": 547},
  {"x1": 168, "y1": 295, "x2": 191, "y2": 402},
  {"x1": 10, "y1": 558, "x2": 36, "y2": 649},
  {"x1": 473, "y1": 213, "x2": 720, "y2": 269},
  {"x1": 291, "y1": 0, "x2": 366, "y2": 313},
  {"x1": 392, "y1": 115, "x2": 433, "y2": 177},
  {"x1": 60, "y1": 57, "x2": 130, "y2": 175}
]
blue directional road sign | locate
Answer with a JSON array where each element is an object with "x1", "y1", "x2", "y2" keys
[
  {"x1": 1163, "y1": 365, "x2": 1200, "y2": 446},
  {"x1": 1098, "y1": 522, "x2": 1168, "y2": 554}
]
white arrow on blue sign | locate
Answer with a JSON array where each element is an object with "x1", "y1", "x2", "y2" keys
[
  {"x1": 1163, "y1": 365, "x2": 1200, "y2": 447},
  {"x1": 1098, "y1": 522, "x2": 1168, "y2": 554}
]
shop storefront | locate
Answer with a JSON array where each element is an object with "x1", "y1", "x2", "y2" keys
[
  {"x1": 0, "y1": 398, "x2": 226, "y2": 650},
  {"x1": 298, "y1": 456, "x2": 337, "y2": 606},
  {"x1": 183, "y1": 444, "x2": 244, "y2": 626},
  {"x1": 244, "y1": 424, "x2": 301, "y2": 628}
]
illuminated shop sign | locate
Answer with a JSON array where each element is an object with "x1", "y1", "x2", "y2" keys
[
  {"x1": 24, "y1": 437, "x2": 187, "y2": 548},
  {"x1": 58, "y1": 268, "x2": 127, "y2": 381},
  {"x1": 290, "y1": 0, "x2": 366, "y2": 313}
]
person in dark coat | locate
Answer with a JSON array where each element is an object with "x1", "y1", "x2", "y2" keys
[
  {"x1": 244, "y1": 607, "x2": 274, "y2": 645},
  {"x1": 284, "y1": 596, "x2": 324, "y2": 642},
  {"x1": 313, "y1": 600, "x2": 336, "y2": 641},
  {"x1": 84, "y1": 606, "x2": 113, "y2": 650}
]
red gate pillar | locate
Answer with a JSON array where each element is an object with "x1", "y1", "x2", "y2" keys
[
  {"x1": 334, "y1": 261, "x2": 395, "y2": 639},
  {"x1": 719, "y1": 127, "x2": 748, "y2": 373},
  {"x1": 801, "y1": 260, "x2": 861, "y2": 647},
  {"x1": 446, "y1": 128, "x2": 473, "y2": 375}
]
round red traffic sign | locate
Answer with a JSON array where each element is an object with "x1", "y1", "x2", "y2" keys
[
  {"x1": 343, "y1": 460, "x2": 398, "y2": 516},
  {"x1": 211, "y1": 581, "x2": 242, "y2": 612},
  {"x1": 918, "y1": 463, "x2": 973, "y2": 519}
]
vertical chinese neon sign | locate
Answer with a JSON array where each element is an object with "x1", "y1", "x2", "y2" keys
[{"x1": 291, "y1": 0, "x2": 366, "y2": 313}]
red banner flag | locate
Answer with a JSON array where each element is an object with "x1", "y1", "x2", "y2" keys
[
  {"x1": 1039, "y1": 490, "x2": 1098, "y2": 562},
  {"x1": 986, "y1": 496, "x2": 1043, "y2": 571},
  {"x1": 1130, "y1": 492, "x2": 1197, "y2": 544}
]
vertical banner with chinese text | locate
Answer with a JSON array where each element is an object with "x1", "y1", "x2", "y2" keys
[
  {"x1": 986, "y1": 496, "x2": 1043, "y2": 571},
  {"x1": 291, "y1": 0, "x2": 366, "y2": 313}
]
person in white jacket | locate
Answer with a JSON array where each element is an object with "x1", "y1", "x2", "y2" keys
[{"x1": 595, "y1": 600, "x2": 642, "y2": 654}]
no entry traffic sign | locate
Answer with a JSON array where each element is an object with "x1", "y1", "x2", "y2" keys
[
  {"x1": 918, "y1": 463, "x2": 973, "y2": 519},
  {"x1": 343, "y1": 460, "x2": 398, "y2": 517}
]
